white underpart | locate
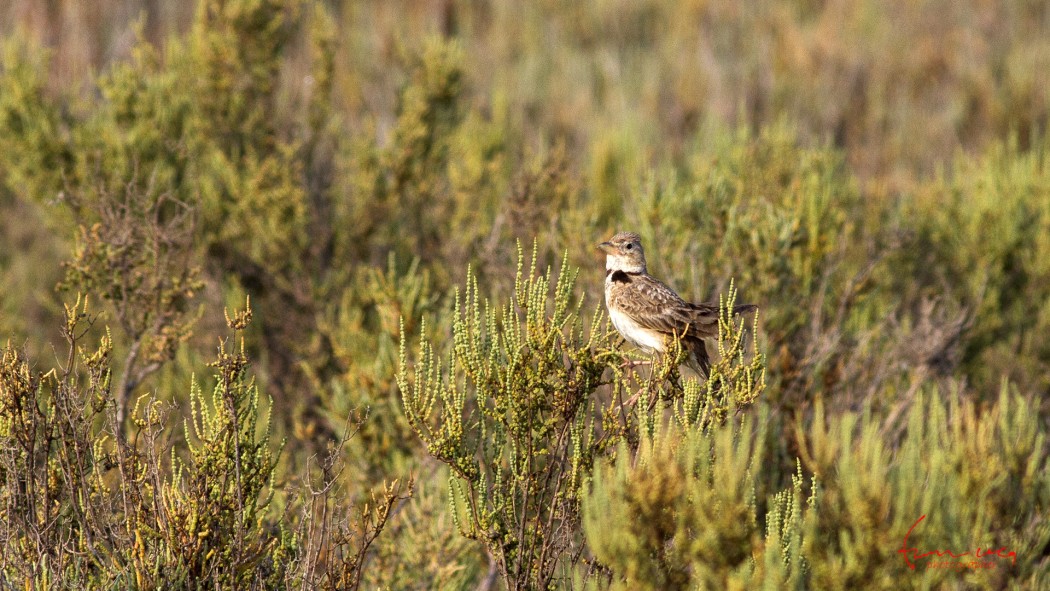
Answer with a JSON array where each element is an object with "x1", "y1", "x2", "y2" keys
[{"x1": 607, "y1": 305, "x2": 665, "y2": 353}]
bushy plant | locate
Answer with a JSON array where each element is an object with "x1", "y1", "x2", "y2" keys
[
  {"x1": 0, "y1": 296, "x2": 289, "y2": 588},
  {"x1": 2, "y1": 1, "x2": 1050, "y2": 588},
  {"x1": 796, "y1": 385, "x2": 1050, "y2": 589},
  {"x1": 0, "y1": 296, "x2": 419, "y2": 589},
  {"x1": 583, "y1": 413, "x2": 812, "y2": 591},
  {"x1": 903, "y1": 139, "x2": 1050, "y2": 394},
  {"x1": 399, "y1": 246, "x2": 766, "y2": 589},
  {"x1": 399, "y1": 248, "x2": 612, "y2": 589}
]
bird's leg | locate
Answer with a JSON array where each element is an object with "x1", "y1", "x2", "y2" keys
[
  {"x1": 624, "y1": 391, "x2": 642, "y2": 407},
  {"x1": 663, "y1": 375, "x2": 682, "y2": 394},
  {"x1": 619, "y1": 358, "x2": 652, "y2": 370},
  {"x1": 668, "y1": 367, "x2": 683, "y2": 392}
]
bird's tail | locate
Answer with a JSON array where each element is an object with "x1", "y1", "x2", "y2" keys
[
  {"x1": 683, "y1": 336, "x2": 710, "y2": 380},
  {"x1": 733, "y1": 303, "x2": 758, "y2": 315}
]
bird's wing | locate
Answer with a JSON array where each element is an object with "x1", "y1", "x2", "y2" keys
[
  {"x1": 612, "y1": 276, "x2": 716, "y2": 338},
  {"x1": 613, "y1": 276, "x2": 756, "y2": 340}
]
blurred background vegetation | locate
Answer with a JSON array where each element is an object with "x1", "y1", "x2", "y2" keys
[{"x1": 1, "y1": 0, "x2": 1048, "y2": 588}]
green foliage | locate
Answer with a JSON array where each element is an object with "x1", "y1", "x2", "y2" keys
[
  {"x1": 797, "y1": 387, "x2": 1050, "y2": 590},
  {"x1": 625, "y1": 125, "x2": 873, "y2": 407},
  {"x1": 2, "y1": 1, "x2": 1050, "y2": 589},
  {"x1": 358, "y1": 35, "x2": 507, "y2": 278},
  {"x1": 399, "y1": 246, "x2": 767, "y2": 589},
  {"x1": 904, "y1": 140, "x2": 1050, "y2": 393},
  {"x1": 581, "y1": 380, "x2": 1050, "y2": 591},
  {"x1": 0, "y1": 297, "x2": 284, "y2": 588},
  {"x1": 164, "y1": 304, "x2": 282, "y2": 586},
  {"x1": 0, "y1": 297, "x2": 412, "y2": 589},
  {"x1": 583, "y1": 414, "x2": 812, "y2": 591},
  {"x1": 0, "y1": 297, "x2": 115, "y2": 588},
  {"x1": 363, "y1": 472, "x2": 488, "y2": 590},
  {"x1": 399, "y1": 246, "x2": 611, "y2": 589},
  {"x1": 0, "y1": 0, "x2": 317, "y2": 438},
  {"x1": 59, "y1": 182, "x2": 203, "y2": 428},
  {"x1": 291, "y1": 448, "x2": 413, "y2": 590},
  {"x1": 672, "y1": 285, "x2": 767, "y2": 430},
  {"x1": 311, "y1": 255, "x2": 440, "y2": 483},
  {"x1": 0, "y1": 37, "x2": 71, "y2": 202}
]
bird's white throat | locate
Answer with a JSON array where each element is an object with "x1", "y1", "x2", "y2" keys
[{"x1": 605, "y1": 255, "x2": 646, "y2": 274}]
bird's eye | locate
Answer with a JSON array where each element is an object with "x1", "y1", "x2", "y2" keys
[{"x1": 625, "y1": 243, "x2": 633, "y2": 250}]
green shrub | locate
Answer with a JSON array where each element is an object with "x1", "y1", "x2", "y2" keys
[
  {"x1": 903, "y1": 139, "x2": 1050, "y2": 394},
  {"x1": 2, "y1": 2, "x2": 1050, "y2": 588},
  {"x1": 0, "y1": 297, "x2": 286, "y2": 587},
  {"x1": 399, "y1": 246, "x2": 766, "y2": 589},
  {"x1": 399, "y1": 248, "x2": 613, "y2": 589},
  {"x1": 0, "y1": 297, "x2": 414, "y2": 589},
  {"x1": 583, "y1": 413, "x2": 812, "y2": 591},
  {"x1": 797, "y1": 386, "x2": 1050, "y2": 590}
]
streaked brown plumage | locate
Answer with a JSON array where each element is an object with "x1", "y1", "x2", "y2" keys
[{"x1": 599, "y1": 231, "x2": 756, "y2": 377}]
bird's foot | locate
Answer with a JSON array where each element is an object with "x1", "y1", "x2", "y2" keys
[
  {"x1": 620, "y1": 358, "x2": 652, "y2": 370},
  {"x1": 624, "y1": 391, "x2": 641, "y2": 407}
]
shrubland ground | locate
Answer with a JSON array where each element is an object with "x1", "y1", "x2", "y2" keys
[{"x1": 0, "y1": 1, "x2": 1048, "y2": 589}]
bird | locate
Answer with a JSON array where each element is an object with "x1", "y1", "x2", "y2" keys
[{"x1": 599, "y1": 231, "x2": 756, "y2": 378}]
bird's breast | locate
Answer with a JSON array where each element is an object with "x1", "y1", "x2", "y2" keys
[{"x1": 607, "y1": 304, "x2": 666, "y2": 353}]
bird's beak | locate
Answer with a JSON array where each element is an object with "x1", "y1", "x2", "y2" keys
[{"x1": 597, "y1": 241, "x2": 615, "y2": 254}]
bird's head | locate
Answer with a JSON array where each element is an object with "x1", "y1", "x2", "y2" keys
[{"x1": 598, "y1": 231, "x2": 647, "y2": 273}]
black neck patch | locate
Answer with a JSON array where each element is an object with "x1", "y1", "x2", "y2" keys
[{"x1": 608, "y1": 270, "x2": 633, "y2": 284}]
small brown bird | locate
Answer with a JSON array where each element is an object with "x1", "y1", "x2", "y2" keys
[{"x1": 599, "y1": 231, "x2": 756, "y2": 378}]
